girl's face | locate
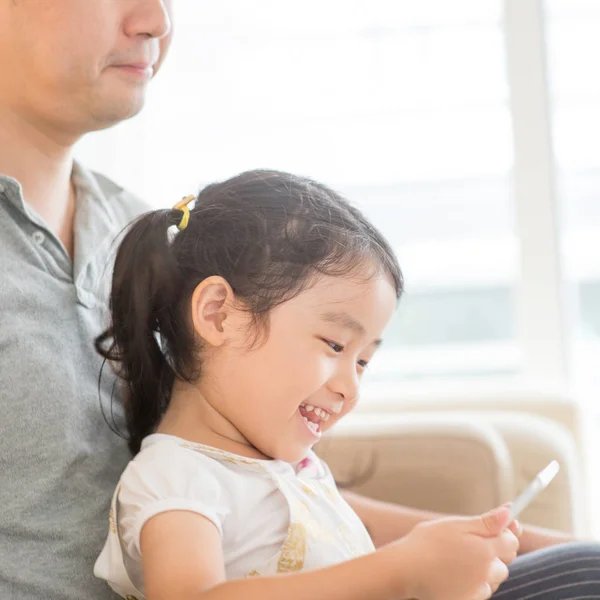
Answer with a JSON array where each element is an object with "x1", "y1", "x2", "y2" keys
[{"x1": 199, "y1": 271, "x2": 397, "y2": 463}]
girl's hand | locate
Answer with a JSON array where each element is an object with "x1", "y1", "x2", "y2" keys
[
  {"x1": 508, "y1": 518, "x2": 524, "y2": 540},
  {"x1": 383, "y1": 506, "x2": 519, "y2": 600}
]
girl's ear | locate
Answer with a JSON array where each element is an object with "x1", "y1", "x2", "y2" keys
[{"x1": 190, "y1": 276, "x2": 237, "y2": 347}]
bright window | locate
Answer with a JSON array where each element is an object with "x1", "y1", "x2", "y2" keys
[
  {"x1": 546, "y1": 0, "x2": 600, "y2": 387},
  {"x1": 77, "y1": 1, "x2": 520, "y2": 384}
]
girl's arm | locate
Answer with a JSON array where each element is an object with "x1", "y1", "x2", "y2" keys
[
  {"x1": 341, "y1": 490, "x2": 577, "y2": 553},
  {"x1": 140, "y1": 504, "x2": 519, "y2": 600},
  {"x1": 341, "y1": 490, "x2": 439, "y2": 547},
  {"x1": 140, "y1": 510, "x2": 411, "y2": 600}
]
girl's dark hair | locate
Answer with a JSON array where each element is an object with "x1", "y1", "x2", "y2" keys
[{"x1": 96, "y1": 170, "x2": 403, "y2": 455}]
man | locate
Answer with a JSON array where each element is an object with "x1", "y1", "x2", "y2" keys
[
  {"x1": 0, "y1": 2, "x2": 172, "y2": 599},
  {"x1": 0, "y1": 2, "x2": 597, "y2": 599}
]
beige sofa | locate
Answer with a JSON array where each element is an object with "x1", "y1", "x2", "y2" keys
[{"x1": 317, "y1": 403, "x2": 587, "y2": 536}]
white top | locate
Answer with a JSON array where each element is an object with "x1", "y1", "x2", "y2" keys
[{"x1": 94, "y1": 434, "x2": 375, "y2": 599}]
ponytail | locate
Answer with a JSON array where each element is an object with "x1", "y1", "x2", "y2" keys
[{"x1": 96, "y1": 208, "x2": 197, "y2": 455}]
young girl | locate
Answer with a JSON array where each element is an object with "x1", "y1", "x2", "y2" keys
[{"x1": 94, "y1": 169, "x2": 518, "y2": 600}]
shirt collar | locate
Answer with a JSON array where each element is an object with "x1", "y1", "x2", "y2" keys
[
  {"x1": 0, "y1": 161, "x2": 128, "y2": 308},
  {"x1": 71, "y1": 161, "x2": 128, "y2": 308},
  {"x1": 0, "y1": 171, "x2": 49, "y2": 229}
]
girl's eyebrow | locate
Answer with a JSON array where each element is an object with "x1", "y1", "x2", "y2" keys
[{"x1": 319, "y1": 310, "x2": 382, "y2": 346}]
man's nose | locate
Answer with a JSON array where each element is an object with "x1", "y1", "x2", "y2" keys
[{"x1": 125, "y1": 0, "x2": 172, "y2": 40}]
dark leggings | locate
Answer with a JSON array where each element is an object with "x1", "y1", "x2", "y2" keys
[{"x1": 494, "y1": 543, "x2": 600, "y2": 599}]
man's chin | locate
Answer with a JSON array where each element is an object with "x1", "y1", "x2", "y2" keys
[{"x1": 87, "y1": 92, "x2": 146, "y2": 131}]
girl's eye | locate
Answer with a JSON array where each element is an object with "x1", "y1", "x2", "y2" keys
[
  {"x1": 323, "y1": 339, "x2": 344, "y2": 353},
  {"x1": 357, "y1": 359, "x2": 369, "y2": 369}
]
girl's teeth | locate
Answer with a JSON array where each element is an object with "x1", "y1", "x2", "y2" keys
[
  {"x1": 306, "y1": 421, "x2": 319, "y2": 434},
  {"x1": 300, "y1": 404, "x2": 330, "y2": 422}
]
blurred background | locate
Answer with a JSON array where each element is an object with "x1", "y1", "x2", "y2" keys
[{"x1": 77, "y1": 1, "x2": 600, "y2": 532}]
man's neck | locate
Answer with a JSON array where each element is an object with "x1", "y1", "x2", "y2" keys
[{"x1": 0, "y1": 107, "x2": 79, "y2": 257}]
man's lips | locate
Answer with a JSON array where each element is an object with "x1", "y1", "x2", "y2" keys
[{"x1": 110, "y1": 63, "x2": 155, "y2": 78}]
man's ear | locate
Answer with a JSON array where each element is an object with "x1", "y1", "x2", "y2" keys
[{"x1": 190, "y1": 276, "x2": 236, "y2": 347}]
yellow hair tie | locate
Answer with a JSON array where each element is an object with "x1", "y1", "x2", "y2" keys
[{"x1": 172, "y1": 195, "x2": 195, "y2": 231}]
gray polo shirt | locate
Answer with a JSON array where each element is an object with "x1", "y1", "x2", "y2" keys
[{"x1": 0, "y1": 163, "x2": 148, "y2": 600}]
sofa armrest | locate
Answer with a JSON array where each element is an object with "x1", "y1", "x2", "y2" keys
[{"x1": 316, "y1": 412, "x2": 514, "y2": 517}]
